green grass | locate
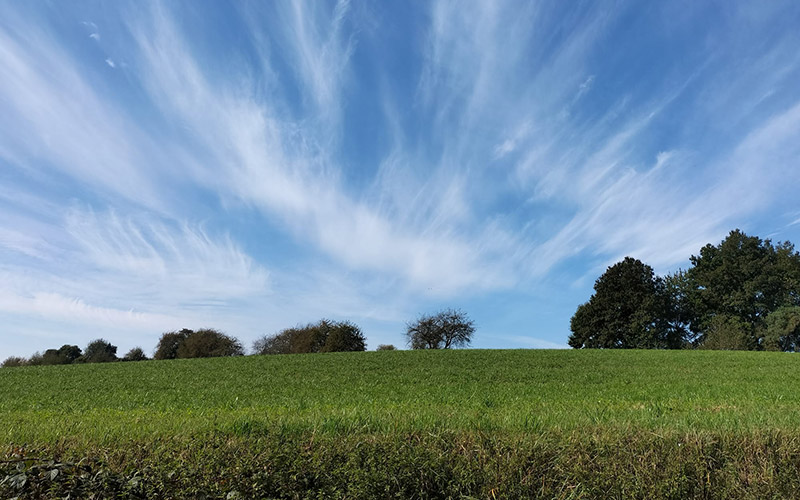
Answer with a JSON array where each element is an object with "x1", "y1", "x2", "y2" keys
[
  {"x1": 3, "y1": 349, "x2": 800, "y2": 498},
  {"x1": 3, "y1": 349, "x2": 800, "y2": 442}
]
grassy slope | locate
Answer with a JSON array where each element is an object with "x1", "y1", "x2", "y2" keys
[
  {"x1": 2, "y1": 348, "x2": 800, "y2": 442},
  {"x1": 4, "y1": 349, "x2": 800, "y2": 498}
]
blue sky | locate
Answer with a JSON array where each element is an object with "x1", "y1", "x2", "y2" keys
[{"x1": 2, "y1": 1, "x2": 800, "y2": 359}]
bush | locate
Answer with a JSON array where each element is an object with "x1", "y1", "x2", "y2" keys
[
  {"x1": 699, "y1": 315, "x2": 754, "y2": 350},
  {"x1": 253, "y1": 320, "x2": 367, "y2": 355},
  {"x1": 377, "y1": 344, "x2": 397, "y2": 351},
  {"x1": 1, "y1": 356, "x2": 27, "y2": 368},
  {"x1": 41, "y1": 345, "x2": 83, "y2": 365},
  {"x1": 406, "y1": 309, "x2": 475, "y2": 349},
  {"x1": 177, "y1": 329, "x2": 244, "y2": 358},
  {"x1": 122, "y1": 347, "x2": 149, "y2": 362},
  {"x1": 82, "y1": 339, "x2": 118, "y2": 363},
  {"x1": 154, "y1": 329, "x2": 192, "y2": 360},
  {"x1": 27, "y1": 352, "x2": 44, "y2": 366},
  {"x1": 155, "y1": 329, "x2": 243, "y2": 359}
]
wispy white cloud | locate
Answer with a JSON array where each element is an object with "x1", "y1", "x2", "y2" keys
[{"x1": 0, "y1": 1, "x2": 799, "y2": 360}]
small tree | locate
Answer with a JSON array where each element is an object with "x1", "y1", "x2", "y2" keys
[
  {"x1": 252, "y1": 328, "x2": 296, "y2": 355},
  {"x1": 376, "y1": 344, "x2": 396, "y2": 351},
  {"x1": 122, "y1": 347, "x2": 149, "y2": 361},
  {"x1": 320, "y1": 320, "x2": 366, "y2": 353},
  {"x1": 82, "y1": 339, "x2": 118, "y2": 363},
  {"x1": 763, "y1": 306, "x2": 800, "y2": 352},
  {"x1": 698, "y1": 315, "x2": 754, "y2": 350},
  {"x1": 27, "y1": 352, "x2": 44, "y2": 366},
  {"x1": 406, "y1": 309, "x2": 475, "y2": 349}
]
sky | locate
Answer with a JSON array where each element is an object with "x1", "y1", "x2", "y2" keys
[{"x1": 1, "y1": 1, "x2": 800, "y2": 360}]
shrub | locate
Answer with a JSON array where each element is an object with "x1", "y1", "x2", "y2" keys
[
  {"x1": 122, "y1": 347, "x2": 149, "y2": 362},
  {"x1": 1, "y1": 356, "x2": 27, "y2": 368},
  {"x1": 41, "y1": 345, "x2": 82, "y2": 365},
  {"x1": 155, "y1": 329, "x2": 243, "y2": 359},
  {"x1": 176, "y1": 329, "x2": 244, "y2": 358},
  {"x1": 377, "y1": 344, "x2": 396, "y2": 351},
  {"x1": 253, "y1": 320, "x2": 367, "y2": 355},
  {"x1": 154, "y1": 329, "x2": 192, "y2": 360},
  {"x1": 27, "y1": 352, "x2": 44, "y2": 366}
]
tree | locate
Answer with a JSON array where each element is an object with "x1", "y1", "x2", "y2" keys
[
  {"x1": 568, "y1": 257, "x2": 672, "y2": 349},
  {"x1": 252, "y1": 328, "x2": 296, "y2": 355},
  {"x1": 252, "y1": 320, "x2": 367, "y2": 355},
  {"x1": 122, "y1": 347, "x2": 149, "y2": 362},
  {"x1": 154, "y1": 329, "x2": 192, "y2": 360},
  {"x1": 82, "y1": 339, "x2": 118, "y2": 363},
  {"x1": 687, "y1": 230, "x2": 800, "y2": 349},
  {"x1": 662, "y1": 270, "x2": 698, "y2": 347},
  {"x1": 698, "y1": 314, "x2": 753, "y2": 350},
  {"x1": 320, "y1": 320, "x2": 366, "y2": 353},
  {"x1": 406, "y1": 309, "x2": 475, "y2": 349},
  {"x1": 763, "y1": 306, "x2": 800, "y2": 352},
  {"x1": 176, "y1": 329, "x2": 244, "y2": 358},
  {"x1": 376, "y1": 344, "x2": 396, "y2": 351},
  {"x1": 40, "y1": 344, "x2": 83, "y2": 365}
]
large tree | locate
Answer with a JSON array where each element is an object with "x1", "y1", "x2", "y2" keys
[
  {"x1": 569, "y1": 257, "x2": 673, "y2": 349},
  {"x1": 687, "y1": 230, "x2": 800, "y2": 348}
]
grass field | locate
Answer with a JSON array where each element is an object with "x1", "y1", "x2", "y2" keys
[{"x1": 3, "y1": 349, "x2": 800, "y2": 498}]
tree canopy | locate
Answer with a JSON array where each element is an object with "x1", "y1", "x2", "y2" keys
[
  {"x1": 568, "y1": 257, "x2": 675, "y2": 349},
  {"x1": 570, "y1": 230, "x2": 800, "y2": 350}
]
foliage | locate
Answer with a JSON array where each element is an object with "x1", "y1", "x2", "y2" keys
[
  {"x1": 176, "y1": 329, "x2": 244, "y2": 358},
  {"x1": 568, "y1": 257, "x2": 675, "y2": 349},
  {"x1": 376, "y1": 344, "x2": 396, "y2": 351},
  {"x1": 6, "y1": 430, "x2": 800, "y2": 499},
  {"x1": 1, "y1": 356, "x2": 27, "y2": 368},
  {"x1": 81, "y1": 339, "x2": 117, "y2": 363},
  {"x1": 26, "y1": 352, "x2": 44, "y2": 366},
  {"x1": 406, "y1": 309, "x2": 475, "y2": 349},
  {"x1": 155, "y1": 328, "x2": 243, "y2": 359},
  {"x1": 153, "y1": 329, "x2": 192, "y2": 360},
  {"x1": 697, "y1": 314, "x2": 754, "y2": 350},
  {"x1": 570, "y1": 230, "x2": 800, "y2": 351},
  {"x1": 253, "y1": 320, "x2": 367, "y2": 355},
  {"x1": 122, "y1": 347, "x2": 149, "y2": 362},
  {"x1": 41, "y1": 345, "x2": 82, "y2": 365},
  {"x1": 687, "y1": 229, "x2": 800, "y2": 348},
  {"x1": 763, "y1": 306, "x2": 800, "y2": 352}
]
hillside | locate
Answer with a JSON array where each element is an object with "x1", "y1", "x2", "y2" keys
[{"x1": 3, "y1": 349, "x2": 800, "y2": 498}]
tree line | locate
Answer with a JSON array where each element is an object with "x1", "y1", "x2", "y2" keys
[
  {"x1": 2, "y1": 309, "x2": 475, "y2": 367},
  {"x1": 569, "y1": 229, "x2": 800, "y2": 350}
]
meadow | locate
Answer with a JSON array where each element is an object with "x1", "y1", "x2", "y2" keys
[{"x1": 3, "y1": 349, "x2": 800, "y2": 498}]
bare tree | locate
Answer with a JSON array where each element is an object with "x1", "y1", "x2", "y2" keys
[{"x1": 406, "y1": 309, "x2": 475, "y2": 349}]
